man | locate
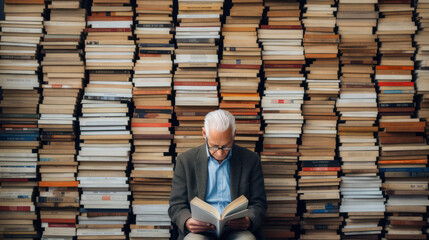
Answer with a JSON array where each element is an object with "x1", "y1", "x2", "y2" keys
[{"x1": 168, "y1": 109, "x2": 267, "y2": 240}]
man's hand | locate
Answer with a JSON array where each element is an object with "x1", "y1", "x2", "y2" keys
[
  {"x1": 186, "y1": 218, "x2": 216, "y2": 233},
  {"x1": 226, "y1": 216, "x2": 251, "y2": 231}
]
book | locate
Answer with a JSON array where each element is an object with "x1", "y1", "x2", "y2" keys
[{"x1": 190, "y1": 195, "x2": 249, "y2": 237}]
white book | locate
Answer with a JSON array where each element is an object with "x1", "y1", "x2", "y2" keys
[
  {"x1": 136, "y1": 215, "x2": 171, "y2": 222},
  {"x1": 80, "y1": 131, "x2": 131, "y2": 136},
  {"x1": 82, "y1": 204, "x2": 129, "y2": 209},
  {"x1": 80, "y1": 126, "x2": 126, "y2": 131},
  {"x1": 175, "y1": 54, "x2": 218, "y2": 63},
  {"x1": 1, "y1": 27, "x2": 42, "y2": 33},
  {"x1": 79, "y1": 117, "x2": 129, "y2": 126},
  {"x1": 176, "y1": 27, "x2": 220, "y2": 32},
  {"x1": 177, "y1": 14, "x2": 219, "y2": 19},
  {"x1": 136, "y1": 221, "x2": 171, "y2": 226},
  {"x1": 81, "y1": 194, "x2": 128, "y2": 201},
  {"x1": 133, "y1": 205, "x2": 169, "y2": 215},
  {"x1": 77, "y1": 228, "x2": 123, "y2": 236},
  {"x1": 77, "y1": 156, "x2": 129, "y2": 162},
  {"x1": 134, "y1": 70, "x2": 171, "y2": 75},
  {"x1": 84, "y1": 92, "x2": 132, "y2": 98},
  {"x1": 78, "y1": 215, "x2": 128, "y2": 220},
  {"x1": 82, "y1": 113, "x2": 126, "y2": 117},
  {"x1": 130, "y1": 229, "x2": 170, "y2": 238},
  {"x1": 174, "y1": 86, "x2": 217, "y2": 91},
  {"x1": 80, "y1": 200, "x2": 129, "y2": 205}
]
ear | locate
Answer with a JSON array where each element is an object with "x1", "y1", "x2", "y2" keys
[{"x1": 202, "y1": 127, "x2": 207, "y2": 139}]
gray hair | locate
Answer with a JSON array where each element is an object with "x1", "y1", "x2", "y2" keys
[{"x1": 204, "y1": 109, "x2": 236, "y2": 139}]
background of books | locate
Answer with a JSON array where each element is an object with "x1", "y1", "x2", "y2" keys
[{"x1": 0, "y1": 0, "x2": 429, "y2": 240}]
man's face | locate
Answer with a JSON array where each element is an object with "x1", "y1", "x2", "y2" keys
[{"x1": 202, "y1": 126, "x2": 234, "y2": 161}]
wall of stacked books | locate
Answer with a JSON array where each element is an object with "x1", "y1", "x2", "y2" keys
[{"x1": 0, "y1": 0, "x2": 428, "y2": 240}]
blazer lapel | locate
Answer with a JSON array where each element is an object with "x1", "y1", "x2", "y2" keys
[
  {"x1": 195, "y1": 144, "x2": 208, "y2": 200},
  {"x1": 229, "y1": 145, "x2": 242, "y2": 200}
]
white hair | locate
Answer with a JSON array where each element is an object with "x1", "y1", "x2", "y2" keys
[{"x1": 204, "y1": 109, "x2": 235, "y2": 139}]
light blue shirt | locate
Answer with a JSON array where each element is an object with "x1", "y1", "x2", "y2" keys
[{"x1": 205, "y1": 145, "x2": 232, "y2": 215}]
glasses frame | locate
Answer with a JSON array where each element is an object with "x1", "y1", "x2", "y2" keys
[{"x1": 206, "y1": 139, "x2": 234, "y2": 152}]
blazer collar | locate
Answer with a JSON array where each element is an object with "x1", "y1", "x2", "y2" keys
[{"x1": 195, "y1": 144, "x2": 242, "y2": 201}]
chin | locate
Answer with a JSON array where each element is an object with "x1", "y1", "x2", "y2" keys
[{"x1": 214, "y1": 156, "x2": 227, "y2": 161}]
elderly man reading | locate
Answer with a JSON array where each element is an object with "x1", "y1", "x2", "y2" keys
[{"x1": 168, "y1": 109, "x2": 267, "y2": 240}]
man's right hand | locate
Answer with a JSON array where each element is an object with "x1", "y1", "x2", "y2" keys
[{"x1": 185, "y1": 218, "x2": 216, "y2": 233}]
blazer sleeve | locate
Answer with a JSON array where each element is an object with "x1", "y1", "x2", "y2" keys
[
  {"x1": 247, "y1": 155, "x2": 267, "y2": 232},
  {"x1": 168, "y1": 154, "x2": 192, "y2": 234}
]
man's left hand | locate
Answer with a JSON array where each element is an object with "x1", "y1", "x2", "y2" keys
[{"x1": 226, "y1": 216, "x2": 251, "y2": 231}]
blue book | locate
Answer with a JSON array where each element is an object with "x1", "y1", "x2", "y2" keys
[{"x1": 379, "y1": 167, "x2": 429, "y2": 173}]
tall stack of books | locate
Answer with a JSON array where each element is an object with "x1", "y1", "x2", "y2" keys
[
  {"x1": 130, "y1": 0, "x2": 174, "y2": 239},
  {"x1": 336, "y1": 0, "x2": 384, "y2": 239},
  {"x1": 376, "y1": 1, "x2": 417, "y2": 117},
  {"x1": 377, "y1": 1, "x2": 429, "y2": 238},
  {"x1": 257, "y1": 0, "x2": 303, "y2": 238},
  {"x1": 173, "y1": 0, "x2": 224, "y2": 153},
  {"x1": 37, "y1": 1, "x2": 85, "y2": 238},
  {"x1": 218, "y1": 0, "x2": 263, "y2": 152},
  {"x1": 378, "y1": 118, "x2": 429, "y2": 239},
  {"x1": 77, "y1": 0, "x2": 134, "y2": 239},
  {"x1": 0, "y1": 0, "x2": 43, "y2": 239},
  {"x1": 299, "y1": 1, "x2": 341, "y2": 239},
  {"x1": 416, "y1": 1, "x2": 429, "y2": 131}
]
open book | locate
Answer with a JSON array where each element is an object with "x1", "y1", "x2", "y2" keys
[{"x1": 190, "y1": 195, "x2": 249, "y2": 237}]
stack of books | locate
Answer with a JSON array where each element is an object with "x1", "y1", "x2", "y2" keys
[
  {"x1": 0, "y1": 0, "x2": 43, "y2": 239},
  {"x1": 376, "y1": 1, "x2": 417, "y2": 117},
  {"x1": 130, "y1": 0, "x2": 174, "y2": 239},
  {"x1": 378, "y1": 117, "x2": 429, "y2": 239},
  {"x1": 218, "y1": 0, "x2": 263, "y2": 152},
  {"x1": 85, "y1": 1, "x2": 134, "y2": 71},
  {"x1": 336, "y1": 0, "x2": 384, "y2": 238},
  {"x1": 299, "y1": 1, "x2": 341, "y2": 239},
  {"x1": 77, "y1": 0, "x2": 135, "y2": 239},
  {"x1": 377, "y1": 4, "x2": 427, "y2": 238},
  {"x1": 258, "y1": 0, "x2": 303, "y2": 238},
  {"x1": 416, "y1": 0, "x2": 429, "y2": 128},
  {"x1": 37, "y1": 0, "x2": 85, "y2": 238},
  {"x1": 173, "y1": 0, "x2": 224, "y2": 153}
]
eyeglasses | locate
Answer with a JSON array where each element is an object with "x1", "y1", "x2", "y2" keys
[{"x1": 206, "y1": 140, "x2": 233, "y2": 152}]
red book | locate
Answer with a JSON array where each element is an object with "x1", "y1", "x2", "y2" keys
[
  {"x1": 218, "y1": 64, "x2": 260, "y2": 69},
  {"x1": 135, "y1": 106, "x2": 173, "y2": 110},
  {"x1": 5, "y1": 0, "x2": 44, "y2": 4},
  {"x1": 39, "y1": 181, "x2": 79, "y2": 187},
  {"x1": 85, "y1": 28, "x2": 131, "y2": 32},
  {"x1": 264, "y1": 64, "x2": 303, "y2": 68},
  {"x1": 0, "y1": 206, "x2": 32, "y2": 211},
  {"x1": 378, "y1": 82, "x2": 414, "y2": 86},
  {"x1": 133, "y1": 90, "x2": 171, "y2": 95},
  {"x1": 302, "y1": 167, "x2": 341, "y2": 171},
  {"x1": 174, "y1": 82, "x2": 218, "y2": 86},
  {"x1": 48, "y1": 223, "x2": 76, "y2": 228},
  {"x1": 42, "y1": 218, "x2": 76, "y2": 224},
  {"x1": 376, "y1": 65, "x2": 414, "y2": 71},
  {"x1": 261, "y1": 25, "x2": 302, "y2": 29},
  {"x1": 0, "y1": 178, "x2": 29, "y2": 182},
  {"x1": 139, "y1": 53, "x2": 163, "y2": 57},
  {"x1": 131, "y1": 122, "x2": 171, "y2": 127},
  {"x1": 378, "y1": 0, "x2": 411, "y2": 4},
  {"x1": 87, "y1": 16, "x2": 132, "y2": 21}
]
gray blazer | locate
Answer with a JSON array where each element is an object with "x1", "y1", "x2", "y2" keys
[{"x1": 168, "y1": 144, "x2": 267, "y2": 240}]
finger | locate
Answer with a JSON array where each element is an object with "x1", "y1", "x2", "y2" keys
[
  {"x1": 189, "y1": 221, "x2": 212, "y2": 227},
  {"x1": 189, "y1": 225, "x2": 212, "y2": 230}
]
